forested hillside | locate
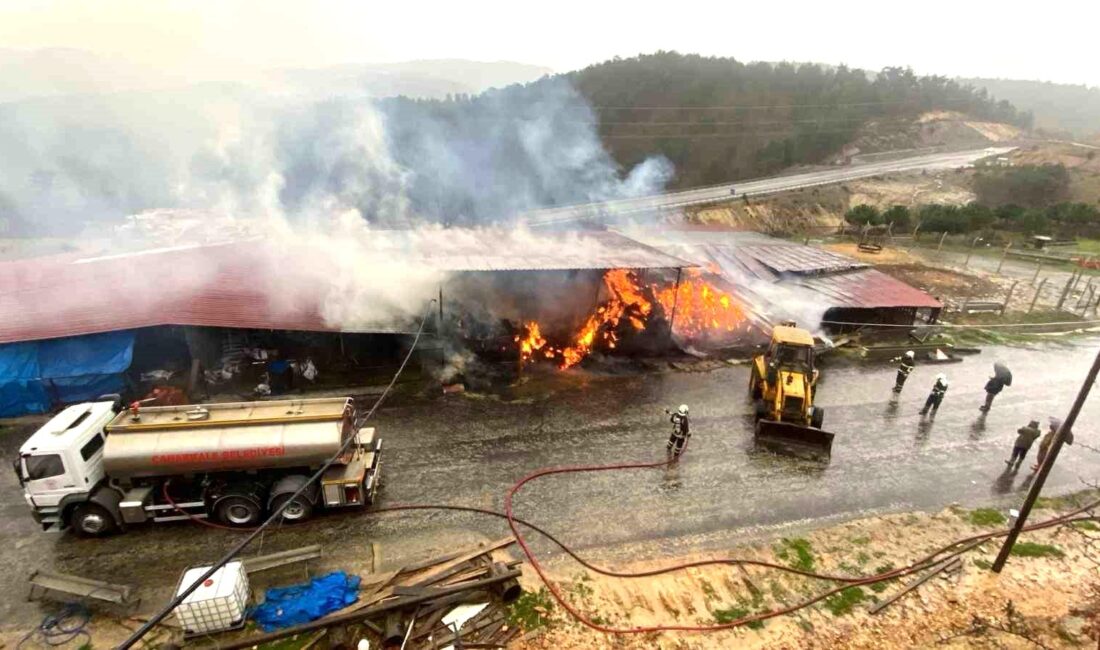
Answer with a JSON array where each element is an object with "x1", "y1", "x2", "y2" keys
[
  {"x1": 571, "y1": 53, "x2": 1030, "y2": 187},
  {"x1": 386, "y1": 52, "x2": 1032, "y2": 195},
  {"x1": 960, "y1": 78, "x2": 1100, "y2": 138}
]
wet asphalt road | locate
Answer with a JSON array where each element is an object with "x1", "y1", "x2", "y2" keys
[{"x1": 2, "y1": 339, "x2": 1099, "y2": 628}]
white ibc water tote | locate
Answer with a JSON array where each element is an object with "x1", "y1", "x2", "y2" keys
[{"x1": 173, "y1": 561, "x2": 250, "y2": 634}]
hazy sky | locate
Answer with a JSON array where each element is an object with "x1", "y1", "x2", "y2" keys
[{"x1": 2, "y1": 0, "x2": 1098, "y2": 86}]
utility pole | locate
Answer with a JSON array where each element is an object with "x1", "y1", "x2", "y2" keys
[{"x1": 991, "y1": 347, "x2": 1100, "y2": 573}]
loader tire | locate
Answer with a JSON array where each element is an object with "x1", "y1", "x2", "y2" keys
[
  {"x1": 753, "y1": 399, "x2": 768, "y2": 422},
  {"x1": 811, "y1": 406, "x2": 824, "y2": 429}
]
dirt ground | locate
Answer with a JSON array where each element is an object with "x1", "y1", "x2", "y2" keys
[{"x1": 512, "y1": 497, "x2": 1100, "y2": 649}]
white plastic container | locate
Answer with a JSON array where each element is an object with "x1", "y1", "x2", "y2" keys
[{"x1": 173, "y1": 561, "x2": 250, "y2": 634}]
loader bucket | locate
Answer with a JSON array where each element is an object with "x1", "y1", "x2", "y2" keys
[{"x1": 754, "y1": 420, "x2": 835, "y2": 460}]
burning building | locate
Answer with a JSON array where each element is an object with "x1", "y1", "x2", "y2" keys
[{"x1": 623, "y1": 228, "x2": 943, "y2": 334}]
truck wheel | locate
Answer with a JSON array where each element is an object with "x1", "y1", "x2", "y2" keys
[
  {"x1": 271, "y1": 493, "x2": 314, "y2": 523},
  {"x1": 71, "y1": 503, "x2": 118, "y2": 537},
  {"x1": 811, "y1": 406, "x2": 825, "y2": 429},
  {"x1": 215, "y1": 496, "x2": 263, "y2": 527}
]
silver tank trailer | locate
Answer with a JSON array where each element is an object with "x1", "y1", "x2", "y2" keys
[{"x1": 102, "y1": 398, "x2": 353, "y2": 479}]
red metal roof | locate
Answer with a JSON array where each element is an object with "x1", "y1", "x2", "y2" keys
[
  {"x1": 0, "y1": 242, "x2": 341, "y2": 344},
  {"x1": 798, "y1": 268, "x2": 943, "y2": 309},
  {"x1": 0, "y1": 231, "x2": 693, "y2": 345}
]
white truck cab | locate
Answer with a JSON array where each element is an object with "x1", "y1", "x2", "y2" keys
[{"x1": 14, "y1": 401, "x2": 117, "y2": 533}]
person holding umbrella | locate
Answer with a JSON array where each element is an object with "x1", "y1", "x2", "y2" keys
[{"x1": 980, "y1": 361, "x2": 1012, "y2": 412}]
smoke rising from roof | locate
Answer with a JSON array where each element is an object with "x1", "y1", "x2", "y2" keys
[{"x1": 0, "y1": 77, "x2": 671, "y2": 234}]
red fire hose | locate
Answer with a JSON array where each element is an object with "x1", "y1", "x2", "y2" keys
[{"x1": 166, "y1": 435, "x2": 1099, "y2": 634}]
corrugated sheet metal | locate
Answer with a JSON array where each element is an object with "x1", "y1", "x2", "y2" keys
[
  {"x1": 735, "y1": 245, "x2": 868, "y2": 275},
  {"x1": 797, "y1": 268, "x2": 942, "y2": 309},
  {"x1": 626, "y1": 230, "x2": 941, "y2": 312},
  {"x1": 0, "y1": 231, "x2": 691, "y2": 344},
  {"x1": 388, "y1": 230, "x2": 691, "y2": 271}
]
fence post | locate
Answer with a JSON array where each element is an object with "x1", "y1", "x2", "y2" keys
[
  {"x1": 1076, "y1": 283, "x2": 1090, "y2": 309},
  {"x1": 1056, "y1": 275, "x2": 1075, "y2": 311},
  {"x1": 1028, "y1": 278, "x2": 1048, "y2": 313},
  {"x1": 963, "y1": 236, "x2": 980, "y2": 267},
  {"x1": 937, "y1": 231, "x2": 947, "y2": 252},
  {"x1": 1031, "y1": 260, "x2": 1043, "y2": 285},
  {"x1": 1073, "y1": 267, "x2": 1085, "y2": 292},
  {"x1": 996, "y1": 243, "x2": 1011, "y2": 274},
  {"x1": 1002, "y1": 280, "x2": 1019, "y2": 315},
  {"x1": 1082, "y1": 286, "x2": 1096, "y2": 314}
]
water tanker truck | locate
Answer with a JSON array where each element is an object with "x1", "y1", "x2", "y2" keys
[{"x1": 13, "y1": 397, "x2": 382, "y2": 537}]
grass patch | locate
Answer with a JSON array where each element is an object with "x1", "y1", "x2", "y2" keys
[
  {"x1": 973, "y1": 558, "x2": 993, "y2": 570},
  {"x1": 856, "y1": 551, "x2": 871, "y2": 565},
  {"x1": 850, "y1": 535, "x2": 871, "y2": 546},
  {"x1": 775, "y1": 537, "x2": 816, "y2": 572},
  {"x1": 713, "y1": 606, "x2": 764, "y2": 630},
  {"x1": 508, "y1": 587, "x2": 555, "y2": 630},
  {"x1": 869, "y1": 563, "x2": 896, "y2": 593},
  {"x1": 1072, "y1": 520, "x2": 1100, "y2": 532},
  {"x1": 768, "y1": 581, "x2": 790, "y2": 604},
  {"x1": 1010, "y1": 542, "x2": 1065, "y2": 559},
  {"x1": 699, "y1": 578, "x2": 718, "y2": 602},
  {"x1": 968, "y1": 508, "x2": 1007, "y2": 526},
  {"x1": 823, "y1": 587, "x2": 867, "y2": 616}
]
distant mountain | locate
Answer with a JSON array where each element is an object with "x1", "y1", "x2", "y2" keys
[
  {"x1": 0, "y1": 49, "x2": 552, "y2": 104},
  {"x1": 960, "y1": 78, "x2": 1100, "y2": 137},
  {"x1": 0, "y1": 47, "x2": 161, "y2": 103}
]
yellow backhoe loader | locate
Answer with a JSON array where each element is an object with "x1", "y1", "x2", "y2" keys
[{"x1": 749, "y1": 323, "x2": 834, "y2": 458}]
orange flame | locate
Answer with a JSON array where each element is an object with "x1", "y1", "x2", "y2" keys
[
  {"x1": 517, "y1": 268, "x2": 745, "y2": 369},
  {"x1": 655, "y1": 268, "x2": 747, "y2": 339}
]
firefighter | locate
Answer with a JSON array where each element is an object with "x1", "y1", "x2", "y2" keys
[
  {"x1": 1006, "y1": 419, "x2": 1041, "y2": 471},
  {"x1": 891, "y1": 350, "x2": 916, "y2": 394},
  {"x1": 1032, "y1": 416, "x2": 1074, "y2": 472},
  {"x1": 919, "y1": 374, "x2": 949, "y2": 416},
  {"x1": 665, "y1": 404, "x2": 690, "y2": 458}
]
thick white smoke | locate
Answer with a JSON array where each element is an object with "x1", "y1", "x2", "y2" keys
[{"x1": 0, "y1": 76, "x2": 673, "y2": 332}]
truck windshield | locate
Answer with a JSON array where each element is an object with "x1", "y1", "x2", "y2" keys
[{"x1": 24, "y1": 454, "x2": 65, "y2": 481}]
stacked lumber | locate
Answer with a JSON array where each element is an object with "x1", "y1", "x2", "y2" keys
[{"x1": 223, "y1": 536, "x2": 523, "y2": 649}]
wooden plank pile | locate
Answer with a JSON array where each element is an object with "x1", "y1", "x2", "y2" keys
[{"x1": 223, "y1": 536, "x2": 524, "y2": 649}]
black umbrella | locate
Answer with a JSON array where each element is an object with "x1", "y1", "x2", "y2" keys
[{"x1": 994, "y1": 361, "x2": 1012, "y2": 386}]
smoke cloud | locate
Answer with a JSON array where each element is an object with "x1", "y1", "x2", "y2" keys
[{"x1": 0, "y1": 75, "x2": 672, "y2": 335}]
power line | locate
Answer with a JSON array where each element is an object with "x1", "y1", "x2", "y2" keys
[
  {"x1": 600, "y1": 128, "x2": 880, "y2": 140},
  {"x1": 820, "y1": 319, "x2": 1100, "y2": 329},
  {"x1": 117, "y1": 300, "x2": 437, "y2": 649},
  {"x1": 592, "y1": 98, "x2": 978, "y2": 110},
  {"x1": 596, "y1": 117, "x2": 915, "y2": 127}
]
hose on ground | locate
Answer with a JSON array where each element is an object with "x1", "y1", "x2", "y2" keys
[
  {"x1": 18, "y1": 603, "x2": 91, "y2": 649},
  {"x1": 164, "y1": 413, "x2": 1098, "y2": 634}
]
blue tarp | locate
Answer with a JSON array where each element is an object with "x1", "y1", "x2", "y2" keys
[
  {"x1": 0, "y1": 331, "x2": 134, "y2": 417},
  {"x1": 251, "y1": 572, "x2": 361, "y2": 632}
]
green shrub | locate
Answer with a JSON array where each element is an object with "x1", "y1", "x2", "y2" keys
[
  {"x1": 775, "y1": 537, "x2": 815, "y2": 572},
  {"x1": 968, "y1": 508, "x2": 1007, "y2": 526},
  {"x1": 508, "y1": 587, "x2": 555, "y2": 630},
  {"x1": 713, "y1": 606, "x2": 764, "y2": 630},
  {"x1": 1010, "y1": 542, "x2": 1064, "y2": 558},
  {"x1": 823, "y1": 587, "x2": 866, "y2": 616}
]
